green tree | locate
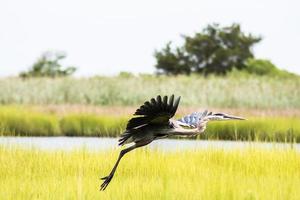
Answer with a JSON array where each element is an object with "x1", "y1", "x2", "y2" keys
[
  {"x1": 155, "y1": 24, "x2": 261, "y2": 75},
  {"x1": 155, "y1": 42, "x2": 192, "y2": 75},
  {"x1": 20, "y1": 51, "x2": 76, "y2": 78}
]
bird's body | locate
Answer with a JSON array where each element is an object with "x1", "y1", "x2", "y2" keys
[{"x1": 100, "y1": 95, "x2": 245, "y2": 190}]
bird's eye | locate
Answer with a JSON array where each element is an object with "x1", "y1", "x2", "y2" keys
[{"x1": 214, "y1": 113, "x2": 224, "y2": 116}]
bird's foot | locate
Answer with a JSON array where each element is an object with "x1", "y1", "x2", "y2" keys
[{"x1": 100, "y1": 174, "x2": 113, "y2": 191}]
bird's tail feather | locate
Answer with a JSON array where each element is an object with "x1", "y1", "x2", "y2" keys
[{"x1": 118, "y1": 131, "x2": 135, "y2": 146}]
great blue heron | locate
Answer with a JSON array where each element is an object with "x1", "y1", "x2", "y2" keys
[{"x1": 100, "y1": 94, "x2": 245, "y2": 190}]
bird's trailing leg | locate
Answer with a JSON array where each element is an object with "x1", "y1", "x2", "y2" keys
[{"x1": 100, "y1": 142, "x2": 147, "y2": 191}]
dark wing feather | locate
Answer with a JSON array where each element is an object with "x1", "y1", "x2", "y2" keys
[
  {"x1": 127, "y1": 95, "x2": 181, "y2": 130},
  {"x1": 171, "y1": 96, "x2": 180, "y2": 114},
  {"x1": 126, "y1": 116, "x2": 150, "y2": 130}
]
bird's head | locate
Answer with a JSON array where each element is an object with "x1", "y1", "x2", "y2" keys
[{"x1": 208, "y1": 112, "x2": 246, "y2": 121}]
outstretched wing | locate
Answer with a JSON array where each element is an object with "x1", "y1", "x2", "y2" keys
[
  {"x1": 177, "y1": 111, "x2": 212, "y2": 128},
  {"x1": 126, "y1": 95, "x2": 181, "y2": 130}
]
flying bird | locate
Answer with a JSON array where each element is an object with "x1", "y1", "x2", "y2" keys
[{"x1": 100, "y1": 94, "x2": 245, "y2": 190}]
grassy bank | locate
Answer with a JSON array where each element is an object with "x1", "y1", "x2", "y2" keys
[
  {"x1": 0, "y1": 147, "x2": 299, "y2": 199},
  {"x1": 1, "y1": 106, "x2": 300, "y2": 142},
  {"x1": 1, "y1": 74, "x2": 300, "y2": 108}
]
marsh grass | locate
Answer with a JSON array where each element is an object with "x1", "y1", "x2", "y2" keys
[
  {"x1": 0, "y1": 146, "x2": 299, "y2": 199},
  {"x1": 203, "y1": 117, "x2": 300, "y2": 142},
  {"x1": 0, "y1": 106, "x2": 300, "y2": 142},
  {"x1": 60, "y1": 114, "x2": 127, "y2": 137},
  {"x1": 0, "y1": 106, "x2": 60, "y2": 136},
  {"x1": 1, "y1": 74, "x2": 300, "y2": 108}
]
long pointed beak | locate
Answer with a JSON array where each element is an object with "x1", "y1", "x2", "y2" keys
[{"x1": 224, "y1": 115, "x2": 246, "y2": 120}]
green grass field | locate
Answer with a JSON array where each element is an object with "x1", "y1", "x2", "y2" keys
[
  {"x1": 0, "y1": 146, "x2": 299, "y2": 200},
  {"x1": 1, "y1": 74, "x2": 300, "y2": 108},
  {"x1": 1, "y1": 106, "x2": 300, "y2": 142}
]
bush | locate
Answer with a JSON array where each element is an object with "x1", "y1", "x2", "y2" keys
[
  {"x1": 245, "y1": 58, "x2": 295, "y2": 77},
  {"x1": 118, "y1": 71, "x2": 135, "y2": 78},
  {"x1": 20, "y1": 51, "x2": 76, "y2": 78}
]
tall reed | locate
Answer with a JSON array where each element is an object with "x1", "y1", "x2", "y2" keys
[{"x1": 1, "y1": 74, "x2": 299, "y2": 108}]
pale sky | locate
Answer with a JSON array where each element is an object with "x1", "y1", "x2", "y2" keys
[{"x1": 0, "y1": 0, "x2": 299, "y2": 76}]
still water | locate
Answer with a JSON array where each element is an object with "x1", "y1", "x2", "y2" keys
[{"x1": 0, "y1": 136, "x2": 299, "y2": 151}]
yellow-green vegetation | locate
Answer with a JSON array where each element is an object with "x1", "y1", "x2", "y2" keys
[
  {"x1": 0, "y1": 106, "x2": 127, "y2": 137},
  {"x1": 1, "y1": 74, "x2": 300, "y2": 108},
  {"x1": 0, "y1": 146, "x2": 299, "y2": 199},
  {"x1": 1, "y1": 106, "x2": 300, "y2": 142},
  {"x1": 203, "y1": 118, "x2": 300, "y2": 142}
]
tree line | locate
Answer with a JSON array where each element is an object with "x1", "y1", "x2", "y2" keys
[{"x1": 20, "y1": 23, "x2": 292, "y2": 78}]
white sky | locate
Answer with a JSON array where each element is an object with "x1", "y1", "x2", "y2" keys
[{"x1": 0, "y1": 0, "x2": 299, "y2": 76}]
